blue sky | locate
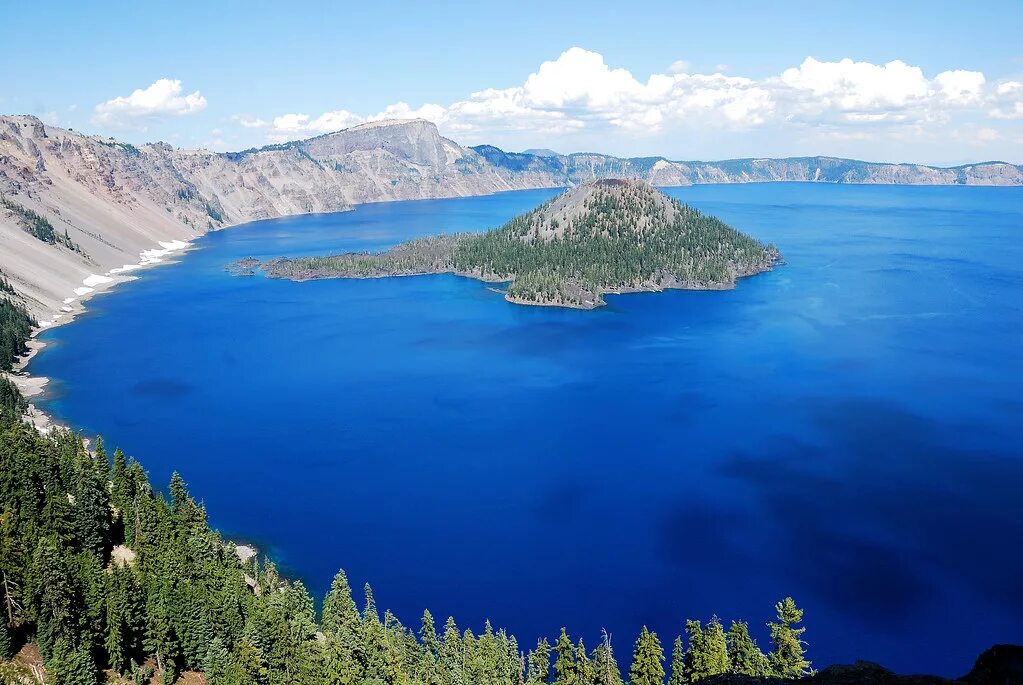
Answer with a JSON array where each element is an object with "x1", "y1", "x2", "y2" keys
[{"x1": 3, "y1": 0, "x2": 1022, "y2": 164}]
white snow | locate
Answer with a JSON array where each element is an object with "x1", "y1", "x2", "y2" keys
[{"x1": 83, "y1": 274, "x2": 114, "y2": 288}]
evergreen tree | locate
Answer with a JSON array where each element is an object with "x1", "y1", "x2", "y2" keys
[
  {"x1": 553, "y1": 628, "x2": 576, "y2": 685},
  {"x1": 768, "y1": 597, "x2": 811, "y2": 679},
  {"x1": 71, "y1": 449, "x2": 110, "y2": 558},
  {"x1": 590, "y1": 633, "x2": 622, "y2": 685},
  {"x1": 628, "y1": 626, "x2": 665, "y2": 685},
  {"x1": 681, "y1": 618, "x2": 730, "y2": 683},
  {"x1": 144, "y1": 584, "x2": 180, "y2": 685},
  {"x1": 203, "y1": 636, "x2": 232, "y2": 685},
  {"x1": 29, "y1": 537, "x2": 81, "y2": 661},
  {"x1": 441, "y1": 616, "x2": 464, "y2": 685},
  {"x1": 726, "y1": 621, "x2": 770, "y2": 677},
  {"x1": 231, "y1": 628, "x2": 269, "y2": 685},
  {"x1": 323, "y1": 570, "x2": 361, "y2": 638},
  {"x1": 361, "y1": 583, "x2": 389, "y2": 682},
  {"x1": 575, "y1": 639, "x2": 593, "y2": 685},
  {"x1": 526, "y1": 637, "x2": 551, "y2": 685},
  {"x1": 668, "y1": 636, "x2": 684, "y2": 685},
  {"x1": 0, "y1": 617, "x2": 11, "y2": 660},
  {"x1": 418, "y1": 609, "x2": 447, "y2": 685},
  {"x1": 323, "y1": 570, "x2": 364, "y2": 685},
  {"x1": 703, "y1": 617, "x2": 729, "y2": 678},
  {"x1": 50, "y1": 637, "x2": 99, "y2": 685}
]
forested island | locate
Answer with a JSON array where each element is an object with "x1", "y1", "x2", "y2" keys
[{"x1": 252, "y1": 179, "x2": 780, "y2": 309}]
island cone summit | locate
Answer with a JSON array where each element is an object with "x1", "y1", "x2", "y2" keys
[{"x1": 259, "y1": 178, "x2": 779, "y2": 308}]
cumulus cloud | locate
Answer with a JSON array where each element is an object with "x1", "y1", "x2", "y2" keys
[
  {"x1": 232, "y1": 115, "x2": 270, "y2": 129},
  {"x1": 237, "y1": 48, "x2": 1020, "y2": 156},
  {"x1": 976, "y1": 127, "x2": 1000, "y2": 142},
  {"x1": 666, "y1": 60, "x2": 691, "y2": 74},
  {"x1": 261, "y1": 103, "x2": 448, "y2": 142},
  {"x1": 93, "y1": 79, "x2": 206, "y2": 127},
  {"x1": 934, "y1": 70, "x2": 986, "y2": 104},
  {"x1": 990, "y1": 81, "x2": 1023, "y2": 119},
  {"x1": 779, "y1": 58, "x2": 930, "y2": 111}
]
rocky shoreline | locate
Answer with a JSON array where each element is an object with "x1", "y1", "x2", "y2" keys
[{"x1": 243, "y1": 255, "x2": 780, "y2": 311}]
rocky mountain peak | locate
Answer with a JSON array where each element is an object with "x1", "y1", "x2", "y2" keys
[
  {"x1": 519, "y1": 178, "x2": 680, "y2": 242},
  {"x1": 299, "y1": 117, "x2": 456, "y2": 168}
]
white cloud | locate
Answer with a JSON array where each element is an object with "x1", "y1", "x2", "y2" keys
[
  {"x1": 238, "y1": 48, "x2": 1021, "y2": 160},
  {"x1": 976, "y1": 127, "x2": 1000, "y2": 142},
  {"x1": 934, "y1": 70, "x2": 986, "y2": 104},
  {"x1": 232, "y1": 115, "x2": 269, "y2": 128},
  {"x1": 368, "y1": 101, "x2": 447, "y2": 123},
  {"x1": 443, "y1": 48, "x2": 775, "y2": 134},
  {"x1": 260, "y1": 103, "x2": 449, "y2": 143},
  {"x1": 779, "y1": 58, "x2": 930, "y2": 111},
  {"x1": 667, "y1": 60, "x2": 691, "y2": 75},
  {"x1": 990, "y1": 81, "x2": 1023, "y2": 119},
  {"x1": 265, "y1": 109, "x2": 364, "y2": 142},
  {"x1": 93, "y1": 79, "x2": 206, "y2": 127}
]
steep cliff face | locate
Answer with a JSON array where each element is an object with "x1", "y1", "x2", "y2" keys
[{"x1": 259, "y1": 119, "x2": 562, "y2": 204}]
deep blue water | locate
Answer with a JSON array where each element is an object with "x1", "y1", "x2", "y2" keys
[{"x1": 29, "y1": 184, "x2": 1023, "y2": 677}]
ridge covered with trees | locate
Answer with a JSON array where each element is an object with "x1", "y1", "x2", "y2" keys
[{"x1": 253, "y1": 179, "x2": 779, "y2": 309}]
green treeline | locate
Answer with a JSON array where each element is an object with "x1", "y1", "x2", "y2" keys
[
  {"x1": 1, "y1": 195, "x2": 81, "y2": 251},
  {"x1": 0, "y1": 298, "x2": 35, "y2": 371},
  {"x1": 260, "y1": 180, "x2": 777, "y2": 307}
]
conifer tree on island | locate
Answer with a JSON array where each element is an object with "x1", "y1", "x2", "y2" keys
[
  {"x1": 629, "y1": 626, "x2": 666, "y2": 685},
  {"x1": 769, "y1": 597, "x2": 812, "y2": 678},
  {"x1": 727, "y1": 620, "x2": 771, "y2": 677}
]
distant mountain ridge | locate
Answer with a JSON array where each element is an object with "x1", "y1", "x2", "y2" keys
[
  {"x1": 1, "y1": 113, "x2": 1021, "y2": 320},
  {"x1": 471, "y1": 145, "x2": 1023, "y2": 187}
]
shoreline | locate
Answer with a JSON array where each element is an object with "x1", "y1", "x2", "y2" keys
[
  {"x1": 3, "y1": 239, "x2": 196, "y2": 433},
  {"x1": 258, "y1": 258, "x2": 782, "y2": 311}
]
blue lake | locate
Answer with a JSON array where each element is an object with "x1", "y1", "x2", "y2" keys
[{"x1": 29, "y1": 183, "x2": 1023, "y2": 676}]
